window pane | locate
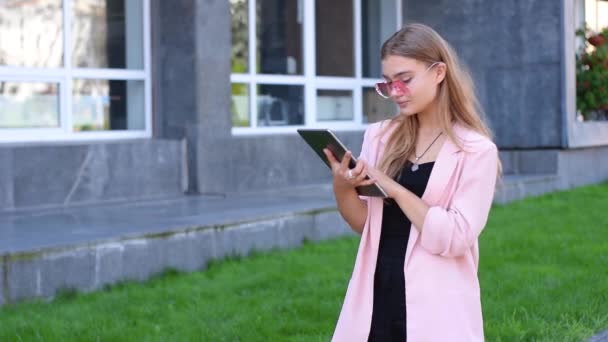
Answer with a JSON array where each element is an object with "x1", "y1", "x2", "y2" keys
[
  {"x1": 599, "y1": 1, "x2": 608, "y2": 29},
  {"x1": 0, "y1": 82, "x2": 60, "y2": 128},
  {"x1": 257, "y1": 0, "x2": 303, "y2": 75},
  {"x1": 585, "y1": 0, "x2": 608, "y2": 32},
  {"x1": 231, "y1": 0, "x2": 249, "y2": 73},
  {"x1": 72, "y1": 79, "x2": 145, "y2": 131},
  {"x1": 317, "y1": 90, "x2": 353, "y2": 121},
  {"x1": 0, "y1": 1, "x2": 63, "y2": 67},
  {"x1": 257, "y1": 84, "x2": 304, "y2": 126},
  {"x1": 362, "y1": 87, "x2": 396, "y2": 123},
  {"x1": 316, "y1": 0, "x2": 354, "y2": 77},
  {"x1": 362, "y1": 0, "x2": 397, "y2": 78},
  {"x1": 232, "y1": 83, "x2": 250, "y2": 127},
  {"x1": 72, "y1": 0, "x2": 144, "y2": 69},
  {"x1": 577, "y1": 0, "x2": 608, "y2": 121},
  {"x1": 585, "y1": 0, "x2": 597, "y2": 30}
]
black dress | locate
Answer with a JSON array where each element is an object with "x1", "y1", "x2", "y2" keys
[{"x1": 367, "y1": 161, "x2": 435, "y2": 342}]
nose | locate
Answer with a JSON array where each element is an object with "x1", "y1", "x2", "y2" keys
[
  {"x1": 389, "y1": 86, "x2": 400, "y2": 97},
  {"x1": 389, "y1": 86, "x2": 401, "y2": 99},
  {"x1": 390, "y1": 82, "x2": 407, "y2": 98}
]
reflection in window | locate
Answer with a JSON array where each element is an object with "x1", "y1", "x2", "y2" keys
[
  {"x1": 576, "y1": 0, "x2": 608, "y2": 53},
  {"x1": 231, "y1": 0, "x2": 249, "y2": 73},
  {"x1": 257, "y1": 0, "x2": 303, "y2": 75},
  {"x1": 575, "y1": 0, "x2": 608, "y2": 121},
  {"x1": 229, "y1": 0, "x2": 401, "y2": 128},
  {"x1": 232, "y1": 83, "x2": 250, "y2": 127},
  {"x1": 72, "y1": 79, "x2": 144, "y2": 131},
  {"x1": 257, "y1": 85, "x2": 304, "y2": 126},
  {"x1": 317, "y1": 90, "x2": 353, "y2": 121},
  {"x1": 0, "y1": 82, "x2": 60, "y2": 128},
  {"x1": 72, "y1": 0, "x2": 143, "y2": 69},
  {"x1": 362, "y1": 0, "x2": 397, "y2": 78},
  {"x1": 362, "y1": 87, "x2": 397, "y2": 123},
  {"x1": 316, "y1": 0, "x2": 354, "y2": 77},
  {"x1": 584, "y1": 0, "x2": 608, "y2": 33},
  {"x1": 0, "y1": 0, "x2": 63, "y2": 67}
]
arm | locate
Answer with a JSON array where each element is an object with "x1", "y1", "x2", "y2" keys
[
  {"x1": 323, "y1": 127, "x2": 376, "y2": 234},
  {"x1": 332, "y1": 174, "x2": 368, "y2": 234},
  {"x1": 366, "y1": 142, "x2": 499, "y2": 257},
  {"x1": 364, "y1": 167, "x2": 430, "y2": 232},
  {"x1": 417, "y1": 144, "x2": 498, "y2": 257}
]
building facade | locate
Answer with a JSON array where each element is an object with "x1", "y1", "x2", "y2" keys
[{"x1": 1, "y1": 0, "x2": 607, "y2": 211}]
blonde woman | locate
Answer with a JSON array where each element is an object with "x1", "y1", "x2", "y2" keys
[{"x1": 324, "y1": 23, "x2": 501, "y2": 341}]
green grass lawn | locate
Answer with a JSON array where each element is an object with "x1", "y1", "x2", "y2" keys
[{"x1": 0, "y1": 183, "x2": 607, "y2": 341}]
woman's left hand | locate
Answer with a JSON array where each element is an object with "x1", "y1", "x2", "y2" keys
[{"x1": 364, "y1": 164, "x2": 403, "y2": 199}]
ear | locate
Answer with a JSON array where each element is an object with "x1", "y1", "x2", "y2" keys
[{"x1": 434, "y1": 62, "x2": 447, "y2": 84}]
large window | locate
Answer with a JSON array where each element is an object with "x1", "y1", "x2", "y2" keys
[
  {"x1": 565, "y1": 0, "x2": 608, "y2": 148},
  {"x1": 230, "y1": 0, "x2": 400, "y2": 133},
  {"x1": 577, "y1": 0, "x2": 608, "y2": 33},
  {"x1": 0, "y1": 0, "x2": 151, "y2": 143},
  {"x1": 574, "y1": 0, "x2": 608, "y2": 122}
]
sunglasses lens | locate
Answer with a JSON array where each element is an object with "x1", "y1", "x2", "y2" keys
[
  {"x1": 375, "y1": 83, "x2": 390, "y2": 98},
  {"x1": 393, "y1": 80, "x2": 409, "y2": 94}
]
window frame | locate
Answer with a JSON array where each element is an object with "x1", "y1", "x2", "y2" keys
[
  {"x1": 563, "y1": 0, "x2": 608, "y2": 148},
  {"x1": 0, "y1": 0, "x2": 152, "y2": 144},
  {"x1": 231, "y1": 0, "x2": 402, "y2": 135}
]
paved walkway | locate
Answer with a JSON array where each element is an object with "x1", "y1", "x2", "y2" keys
[
  {"x1": 590, "y1": 330, "x2": 608, "y2": 342},
  {"x1": 0, "y1": 172, "x2": 559, "y2": 255},
  {"x1": 0, "y1": 173, "x2": 574, "y2": 307},
  {"x1": 0, "y1": 184, "x2": 335, "y2": 255}
]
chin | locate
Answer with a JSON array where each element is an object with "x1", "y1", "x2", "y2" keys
[{"x1": 398, "y1": 108, "x2": 417, "y2": 116}]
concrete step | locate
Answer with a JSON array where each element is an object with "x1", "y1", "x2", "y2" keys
[
  {"x1": 0, "y1": 173, "x2": 560, "y2": 305},
  {"x1": 0, "y1": 184, "x2": 354, "y2": 305},
  {"x1": 495, "y1": 173, "x2": 561, "y2": 204}
]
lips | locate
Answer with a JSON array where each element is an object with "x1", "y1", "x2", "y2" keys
[{"x1": 397, "y1": 101, "x2": 409, "y2": 107}]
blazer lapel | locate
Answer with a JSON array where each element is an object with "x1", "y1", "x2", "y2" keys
[
  {"x1": 376, "y1": 121, "x2": 463, "y2": 205},
  {"x1": 421, "y1": 129, "x2": 462, "y2": 205},
  {"x1": 404, "y1": 123, "x2": 465, "y2": 269},
  {"x1": 377, "y1": 120, "x2": 397, "y2": 150},
  {"x1": 369, "y1": 121, "x2": 466, "y2": 270},
  {"x1": 367, "y1": 122, "x2": 397, "y2": 261}
]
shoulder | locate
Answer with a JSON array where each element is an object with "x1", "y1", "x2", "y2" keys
[
  {"x1": 454, "y1": 123, "x2": 498, "y2": 156},
  {"x1": 364, "y1": 119, "x2": 396, "y2": 141},
  {"x1": 364, "y1": 119, "x2": 391, "y2": 135}
]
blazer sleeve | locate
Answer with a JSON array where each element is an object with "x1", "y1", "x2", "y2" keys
[{"x1": 419, "y1": 142, "x2": 499, "y2": 257}]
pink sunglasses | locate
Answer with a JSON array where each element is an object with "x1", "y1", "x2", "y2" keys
[{"x1": 375, "y1": 62, "x2": 440, "y2": 99}]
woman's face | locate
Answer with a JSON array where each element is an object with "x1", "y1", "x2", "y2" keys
[{"x1": 380, "y1": 55, "x2": 444, "y2": 116}]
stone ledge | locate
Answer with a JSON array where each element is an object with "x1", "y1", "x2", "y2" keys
[{"x1": 0, "y1": 210, "x2": 354, "y2": 305}]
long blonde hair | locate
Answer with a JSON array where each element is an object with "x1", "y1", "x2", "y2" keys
[{"x1": 378, "y1": 23, "x2": 501, "y2": 179}]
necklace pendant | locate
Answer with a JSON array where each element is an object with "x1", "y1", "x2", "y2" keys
[{"x1": 411, "y1": 163, "x2": 419, "y2": 172}]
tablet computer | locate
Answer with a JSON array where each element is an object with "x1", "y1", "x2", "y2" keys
[{"x1": 297, "y1": 128, "x2": 388, "y2": 198}]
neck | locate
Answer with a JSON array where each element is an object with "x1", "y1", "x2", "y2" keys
[{"x1": 416, "y1": 101, "x2": 442, "y2": 136}]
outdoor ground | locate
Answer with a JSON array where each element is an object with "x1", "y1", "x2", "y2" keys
[{"x1": 0, "y1": 182, "x2": 607, "y2": 341}]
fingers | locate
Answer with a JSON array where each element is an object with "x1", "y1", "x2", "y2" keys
[
  {"x1": 353, "y1": 159, "x2": 364, "y2": 174},
  {"x1": 323, "y1": 148, "x2": 340, "y2": 169},
  {"x1": 349, "y1": 160, "x2": 376, "y2": 186},
  {"x1": 354, "y1": 165, "x2": 369, "y2": 183},
  {"x1": 364, "y1": 163, "x2": 378, "y2": 179},
  {"x1": 357, "y1": 178, "x2": 377, "y2": 187},
  {"x1": 323, "y1": 150, "x2": 377, "y2": 188},
  {"x1": 341, "y1": 151, "x2": 352, "y2": 170}
]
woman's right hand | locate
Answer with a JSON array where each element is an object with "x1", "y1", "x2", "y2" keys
[{"x1": 323, "y1": 149, "x2": 377, "y2": 191}]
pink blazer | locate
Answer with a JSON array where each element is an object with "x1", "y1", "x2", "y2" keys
[{"x1": 332, "y1": 120, "x2": 499, "y2": 342}]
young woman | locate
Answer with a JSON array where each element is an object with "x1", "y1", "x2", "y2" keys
[{"x1": 323, "y1": 23, "x2": 501, "y2": 341}]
